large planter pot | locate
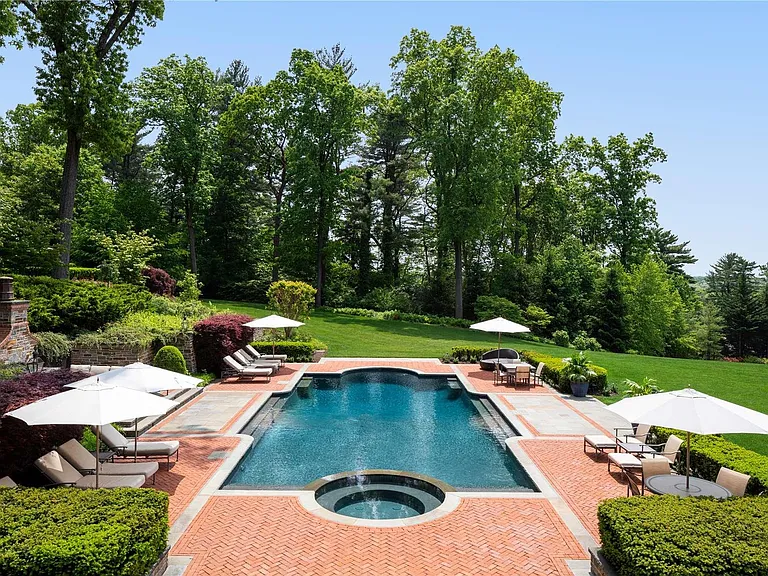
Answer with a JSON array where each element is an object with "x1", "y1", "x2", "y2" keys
[{"x1": 570, "y1": 381, "x2": 589, "y2": 397}]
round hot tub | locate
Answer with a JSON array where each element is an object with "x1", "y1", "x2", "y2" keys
[{"x1": 306, "y1": 470, "x2": 456, "y2": 524}]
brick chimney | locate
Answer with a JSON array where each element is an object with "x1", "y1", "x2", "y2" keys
[{"x1": 0, "y1": 277, "x2": 36, "y2": 365}]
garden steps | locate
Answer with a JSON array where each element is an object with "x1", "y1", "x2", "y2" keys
[{"x1": 119, "y1": 387, "x2": 204, "y2": 437}]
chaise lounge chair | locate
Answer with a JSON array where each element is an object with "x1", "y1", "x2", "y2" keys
[
  {"x1": 245, "y1": 344, "x2": 287, "y2": 365},
  {"x1": 94, "y1": 425, "x2": 180, "y2": 470},
  {"x1": 0, "y1": 476, "x2": 16, "y2": 487},
  {"x1": 233, "y1": 350, "x2": 279, "y2": 372},
  {"x1": 57, "y1": 438, "x2": 158, "y2": 483},
  {"x1": 35, "y1": 450, "x2": 145, "y2": 489},
  {"x1": 223, "y1": 355, "x2": 272, "y2": 381}
]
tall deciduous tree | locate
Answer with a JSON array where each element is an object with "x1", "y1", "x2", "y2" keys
[
  {"x1": 135, "y1": 54, "x2": 222, "y2": 276},
  {"x1": 392, "y1": 26, "x2": 519, "y2": 317},
  {"x1": 285, "y1": 49, "x2": 366, "y2": 306},
  {"x1": 7, "y1": 0, "x2": 164, "y2": 278},
  {"x1": 568, "y1": 133, "x2": 666, "y2": 268}
]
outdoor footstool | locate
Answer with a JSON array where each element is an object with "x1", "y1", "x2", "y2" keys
[
  {"x1": 583, "y1": 435, "x2": 616, "y2": 455},
  {"x1": 607, "y1": 452, "x2": 642, "y2": 473}
]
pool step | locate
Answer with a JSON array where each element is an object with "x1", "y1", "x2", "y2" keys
[
  {"x1": 241, "y1": 396, "x2": 289, "y2": 440},
  {"x1": 474, "y1": 398, "x2": 518, "y2": 445}
]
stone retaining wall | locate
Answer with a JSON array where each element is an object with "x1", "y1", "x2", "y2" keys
[{"x1": 70, "y1": 343, "x2": 154, "y2": 366}]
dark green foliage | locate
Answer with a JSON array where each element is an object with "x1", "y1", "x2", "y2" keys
[
  {"x1": 474, "y1": 295, "x2": 523, "y2": 322},
  {"x1": 519, "y1": 350, "x2": 608, "y2": 394},
  {"x1": 450, "y1": 346, "x2": 495, "y2": 363},
  {"x1": 0, "y1": 370, "x2": 88, "y2": 478},
  {"x1": 68, "y1": 266, "x2": 102, "y2": 281},
  {"x1": 594, "y1": 266, "x2": 628, "y2": 352},
  {"x1": 552, "y1": 330, "x2": 570, "y2": 348},
  {"x1": 0, "y1": 488, "x2": 168, "y2": 576},
  {"x1": 13, "y1": 275, "x2": 151, "y2": 335},
  {"x1": 653, "y1": 427, "x2": 768, "y2": 495},
  {"x1": 153, "y1": 345, "x2": 187, "y2": 375},
  {"x1": 33, "y1": 331, "x2": 71, "y2": 366},
  {"x1": 598, "y1": 496, "x2": 768, "y2": 576},
  {"x1": 335, "y1": 308, "x2": 474, "y2": 328},
  {"x1": 218, "y1": 278, "x2": 273, "y2": 304},
  {"x1": 250, "y1": 340, "x2": 327, "y2": 362}
]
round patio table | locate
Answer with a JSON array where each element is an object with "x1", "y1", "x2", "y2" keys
[{"x1": 645, "y1": 475, "x2": 732, "y2": 499}]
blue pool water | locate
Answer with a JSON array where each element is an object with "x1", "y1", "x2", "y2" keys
[{"x1": 225, "y1": 369, "x2": 536, "y2": 491}]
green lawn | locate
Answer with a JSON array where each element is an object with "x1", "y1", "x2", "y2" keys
[{"x1": 211, "y1": 300, "x2": 768, "y2": 455}]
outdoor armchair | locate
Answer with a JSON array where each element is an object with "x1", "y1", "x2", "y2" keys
[
  {"x1": 638, "y1": 434, "x2": 684, "y2": 465},
  {"x1": 35, "y1": 450, "x2": 145, "y2": 489},
  {"x1": 614, "y1": 423, "x2": 650, "y2": 444},
  {"x1": 716, "y1": 467, "x2": 750, "y2": 497},
  {"x1": 94, "y1": 424, "x2": 180, "y2": 470},
  {"x1": 57, "y1": 438, "x2": 158, "y2": 483}
]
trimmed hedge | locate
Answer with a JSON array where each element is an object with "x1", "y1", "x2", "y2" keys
[
  {"x1": 653, "y1": 427, "x2": 768, "y2": 495},
  {"x1": 334, "y1": 307, "x2": 474, "y2": 328},
  {"x1": 598, "y1": 495, "x2": 768, "y2": 576},
  {"x1": 519, "y1": 350, "x2": 608, "y2": 394},
  {"x1": 153, "y1": 345, "x2": 187, "y2": 375},
  {"x1": 0, "y1": 487, "x2": 168, "y2": 576},
  {"x1": 194, "y1": 313, "x2": 254, "y2": 376},
  {"x1": 0, "y1": 370, "x2": 89, "y2": 478},
  {"x1": 13, "y1": 275, "x2": 151, "y2": 335},
  {"x1": 250, "y1": 340, "x2": 327, "y2": 362},
  {"x1": 450, "y1": 346, "x2": 495, "y2": 363},
  {"x1": 73, "y1": 312, "x2": 190, "y2": 348}
]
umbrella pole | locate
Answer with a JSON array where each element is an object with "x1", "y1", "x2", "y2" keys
[
  {"x1": 496, "y1": 331, "x2": 501, "y2": 385},
  {"x1": 135, "y1": 418, "x2": 138, "y2": 462},
  {"x1": 272, "y1": 328, "x2": 277, "y2": 357},
  {"x1": 96, "y1": 426, "x2": 101, "y2": 488},
  {"x1": 686, "y1": 431, "x2": 691, "y2": 490}
]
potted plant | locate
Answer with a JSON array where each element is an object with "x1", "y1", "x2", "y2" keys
[{"x1": 563, "y1": 352, "x2": 596, "y2": 397}]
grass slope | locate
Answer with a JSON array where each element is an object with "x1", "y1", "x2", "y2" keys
[{"x1": 212, "y1": 300, "x2": 768, "y2": 455}]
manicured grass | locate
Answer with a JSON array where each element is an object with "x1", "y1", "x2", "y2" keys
[{"x1": 211, "y1": 300, "x2": 768, "y2": 455}]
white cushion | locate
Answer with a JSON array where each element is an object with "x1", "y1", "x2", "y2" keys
[
  {"x1": 584, "y1": 435, "x2": 615, "y2": 449},
  {"x1": 607, "y1": 452, "x2": 642, "y2": 469}
]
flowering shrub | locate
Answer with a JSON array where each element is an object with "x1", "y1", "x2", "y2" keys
[
  {"x1": 142, "y1": 266, "x2": 176, "y2": 296},
  {"x1": 0, "y1": 370, "x2": 89, "y2": 479},
  {"x1": 193, "y1": 313, "x2": 254, "y2": 375}
]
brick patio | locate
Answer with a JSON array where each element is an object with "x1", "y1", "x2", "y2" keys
[{"x1": 142, "y1": 359, "x2": 630, "y2": 575}]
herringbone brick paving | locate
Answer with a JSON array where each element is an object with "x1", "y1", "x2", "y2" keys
[
  {"x1": 315, "y1": 359, "x2": 455, "y2": 373},
  {"x1": 520, "y1": 439, "x2": 625, "y2": 542},
  {"x1": 173, "y1": 496, "x2": 587, "y2": 575}
]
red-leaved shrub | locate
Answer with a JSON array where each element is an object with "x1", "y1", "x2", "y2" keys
[
  {"x1": 142, "y1": 267, "x2": 176, "y2": 297},
  {"x1": 0, "y1": 370, "x2": 89, "y2": 479},
  {"x1": 193, "y1": 313, "x2": 254, "y2": 376}
]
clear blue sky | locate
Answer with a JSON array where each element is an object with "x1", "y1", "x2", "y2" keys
[{"x1": 2, "y1": 1, "x2": 766, "y2": 275}]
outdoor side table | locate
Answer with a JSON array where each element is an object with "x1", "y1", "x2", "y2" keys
[
  {"x1": 616, "y1": 441, "x2": 658, "y2": 455},
  {"x1": 89, "y1": 450, "x2": 115, "y2": 463},
  {"x1": 645, "y1": 475, "x2": 732, "y2": 499}
]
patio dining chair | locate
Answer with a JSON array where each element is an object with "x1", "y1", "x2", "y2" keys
[
  {"x1": 531, "y1": 362, "x2": 545, "y2": 386},
  {"x1": 716, "y1": 467, "x2": 750, "y2": 497},
  {"x1": 511, "y1": 365, "x2": 531, "y2": 388}
]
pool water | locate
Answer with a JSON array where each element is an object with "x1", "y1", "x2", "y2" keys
[{"x1": 226, "y1": 370, "x2": 536, "y2": 491}]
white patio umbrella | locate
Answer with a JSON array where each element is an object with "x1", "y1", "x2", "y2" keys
[
  {"x1": 470, "y1": 317, "x2": 530, "y2": 382},
  {"x1": 243, "y1": 314, "x2": 305, "y2": 356},
  {"x1": 5, "y1": 381, "x2": 177, "y2": 487},
  {"x1": 608, "y1": 387, "x2": 768, "y2": 490},
  {"x1": 66, "y1": 363, "x2": 201, "y2": 460}
]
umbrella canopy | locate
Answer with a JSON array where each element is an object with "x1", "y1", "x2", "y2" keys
[
  {"x1": 607, "y1": 387, "x2": 768, "y2": 435},
  {"x1": 470, "y1": 317, "x2": 530, "y2": 384},
  {"x1": 65, "y1": 363, "x2": 201, "y2": 393},
  {"x1": 243, "y1": 315, "x2": 304, "y2": 330},
  {"x1": 470, "y1": 317, "x2": 531, "y2": 335},
  {"x1": 608, "y1": 388, "x2": 768, "y2": 490},
  {"x1": 5, "y1": 382, "x2": 177, "y2": 487},
  {"x1": 243, "y1": 314, "x2": 305, "y2": 356}
]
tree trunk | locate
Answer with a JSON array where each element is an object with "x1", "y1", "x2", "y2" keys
[
  {"x1": 53, "y1": 129, "x2": 83, "y2": 279},
  {"x1": 185, "y1": 196, "x2": 198, "y2": 276},
  {"x1": 454, "y1": 238, "x2": 463, "y2": 319},
  {"x1": 381, "y1": 165, "x2": 396, "y2": 284},
  {"x1": 272, "y1": 197, "x2": 282, "y2": 283},
  {"x1": 513, "y1": 182, "x2": 522, "y2": 257},
  {"x1": 357, "y1": 170, "x2": 373, "y2": 297},
  {"x1": 315, "y1": 191, "x2": 328, "y2": 307}
]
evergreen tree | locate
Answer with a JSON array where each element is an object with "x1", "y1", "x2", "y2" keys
[{"x1": 594, "y1": 265, "x2": 628, "y2": 352}]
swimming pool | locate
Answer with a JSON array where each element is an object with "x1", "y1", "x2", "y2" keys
[{"x1": 225, "y1": 369, "x2": 536, "y2": 491}]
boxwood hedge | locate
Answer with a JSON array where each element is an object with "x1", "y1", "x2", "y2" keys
[
  {"x1": 653, "y1": 427, "x2": 768, "y2": 495},
  {"x1": 520, "y1": 350, "x2": 608, "y2": 395},
  {"x1": 0, "y1": 487, "x2": 168, "y2": 576},
  {"x1": 250, "y1": 340, "x2": 328, "y2": 362},
  {"x1": 599, "y1": 495, "x2": 768, "y2": 576}
]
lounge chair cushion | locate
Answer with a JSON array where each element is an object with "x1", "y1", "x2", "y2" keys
[
  {"x1": 584, "y1": 435, "x2": 616, "y2": 450},
  {"x1": 246, "y1": 345, "x2": 287, "y2": 362},
  {"x1": 72, "y1": 474, "x2": 146, "y2": 489},
  {"x1": 607, "y1": 452, "x2": 642, "y2": 470},
  {"x1": 0, "y1": 476, "x2": 16, "y2": 487},
  {"x1": 96, "y1": 425, "x2": 179, "y2": 457},
  {"x1": 224, "y1": 356, "x2": 272, "y2": 375},
  {"x1": 58, "y1": 438, "x2": 158, "y2": 479},
  {"x1": 35, "y1": 450, "x2": 82, "y2": 485}
]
